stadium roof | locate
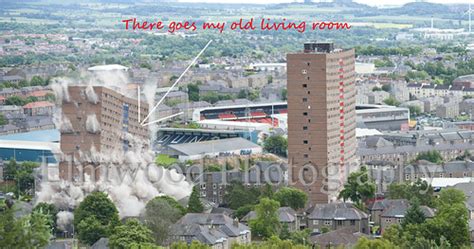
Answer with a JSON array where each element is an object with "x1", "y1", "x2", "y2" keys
[
  {"x1": 0, "y1": 139, "x2": 60, "y2": 152},
  {"x1": 88, "y1": 64, "x2": 128, "y2": 71},
  {"x1": 0, "y1": 129, "x2": 59, "y2": 142},
  {"x1": 168, "y1": 137, "x2": 260, "y2": 156}
]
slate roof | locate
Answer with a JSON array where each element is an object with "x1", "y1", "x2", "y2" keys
[
  {"x1": 307, "y1": 203, "x2": 369, "y2": 220},
  {"x1": 242, "y1": 207, "x2": 297, "y2": 223},
  {"x1": 309, "y1": 228, "x2": 368, "y2": 246},
  {"x1": 171, "y1": 213, "x2": 250, "y2": 245},
  {"x1": 371, "y1": 199, "x2": 435, "y2": 218}
]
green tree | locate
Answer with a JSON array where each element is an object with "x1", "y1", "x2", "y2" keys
[
  {"x1": 77, "y1": 216, "x2": 108, "y2": 246},
  {"x1": 171, "y1": 240, "x2": 210, "y2": 249},
  {"x1": 435, "y1": 188, "x2": 465, "y2": 209},
  {"x1": 235, "y1": 204, "x2": 254, "y2": 220},
  {"x1": 187, "y1": 82, "x2": 200, "y2": 102},
  {"x1": 33, "y1": 202, "x2": 58, "y2": 233},
  {"x1": 249, "y1": 198, "x2": 281, "y2": 239},
  {"x1": 187, "y1": 186, "x2": 204, "y2": 213},
  {"x1": 281, "y1": 89, "x2": 287, "y2": 101},
  {"x1": 109, "y1": 219, "x2": 154, "y2": 249},
  {"x1": 143, "y1": 196, "x2": 185, "y2": 244},
  {"x1": 338, "y1": 166, "x2": 375, "y2": 207},
  {"x1": 0, "y1": 207, "x2": 51, "y2": 249},
  {"x1": 74, "y1": 191, "x2": 120, "y2": 245},
  {"x1": 401, "y1": 199, "x2": 426, "y2": 228},
  {"x1": 382, "y1": 84, "x2": 391, "y2": 92},
  {"x1": 263, "y1": 135, "x2": 287, "y2": 157},
  {"x1": 30, "y1": 76, "x2": 46, "y2": 86},
  {"x1": 383, "y1": 96, "x2": 401, "y2": 107},
  {"x1": 354, "y1": 237, "x2": 398, "y2": 249},
  {"x1": 5, "y1": 95, "x2": 26, "y2": 106},
  {"x1": 232, "y1": 236, "x2": 309, "y2": 249},
  {"x1": 273, "y1": 187, "x2": 307, "y2": 210},
  {"x1": 0, "y1": 114, "x2": 7, "y2": 126},
  {"x1": 0, "y1": 207, "x2": 22, "y2": 247},
  {"x1": 408, "y1": 105, "x2": 422, "y2": 117},
  {"x1": 224, "y1": 181, "x2": 261, "y2": 210},
  {"x1": 387, "y1": 180, "x2": 434, "y2": 207},
  {"x1": 415, "y1": 150, "x2": 443, "y2": 164},
  {"x1": 424, "y1": 202, "x2": 470, "y2": 247}
]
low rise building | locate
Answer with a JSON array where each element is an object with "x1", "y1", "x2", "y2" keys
[
  {"x1": 368, "y1": 199, "x2": 435, "y2": 232},
  {"x1": 170, "y1": 213, "x2": 251, "y2": 249},
  {"x1": 23, "y1": 101, "x2": 54, "y2": 116},
  {"x1": 242, "y1": 207, "x2": 298, "y2": 232},
  {"x1": 305, "y1": 203, "x2": 369, "y2": 234},
  {"x1": 436, "y1": 101, "x2": 459, "y2": 119}
]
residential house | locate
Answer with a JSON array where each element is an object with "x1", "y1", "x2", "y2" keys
[
  {"x1": 170, "y1": 213, "x2": 251, "y2": 249},
  {"x1": 367, "y1": 91, "x2": 389, "y2": 105},
  {"x1": 390, "y1": 81, "x2": 409, "y2": 102},
  {"x1": 436, "y1": 101, "x2": 459, "y2": 119},
  {"x1": 306, "y1": 203, "x2": 370, "y2": 234},
  {"x1": 241, "y1": 207, "x2": 299, "y2": 232},
  {"x1": 368, "y1": 199, "x2": 435, "y2": 232},
  {"x1": 23, "y1": 101, "x2": 54, "y2": 116},
  {"x1": 309, "y1": 227, "x2": 368, "y2": 248},
  {"x1": 421, "y1": 96, "x2": 443, "y2": 113}
]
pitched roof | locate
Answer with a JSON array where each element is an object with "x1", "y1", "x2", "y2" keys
[
  {"x1": 242, "y1": 207, "x2": 297, "y2": 223},
  {"x1": 23, "y1": 101, "x2": 54, "y2": 109},
  {"x1": 309, "y1": 227, "x2": 368, "y2": 246},
  {"x1": 307, "y1": 203, "x2": 368, "y2": 220}
]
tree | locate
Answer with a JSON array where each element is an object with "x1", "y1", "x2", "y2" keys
[
  {"x1": 187, "y1": 82, "x2": 200, "y2": 102},
  {"x1": 338, "y1": 166, "x2": 375, "y2": 207},
  {"x1": 171, "y1": 240, "x2": 210, "y2": 249},
  {"x1": 30, "y1": 76, "x2": 46, "y2": 86},
  {"x1": 74, "y1": 191, "x2": 120, "y2": 245},
  {"x1": 263, "y1": 135, "x2": 287, "y2": 157},
  {"x1": 408, "y1": 105, "x2": 422, "y2": 117},
  {"x1": 354, "y1": 237, "x2": 398, "y2": 249},
  {"x1": 249, "y1": 198, "x2": 281, "y2": 239},
  {"x1": 143, "y1": 196, "x2": 185, "y2": 244},
  {"x1": 383, "y1": 96, "x2": 400, "y2": 107},
  {"x1": 435, "y1": 188, "x2": 465, "y2": 209},
  {"x1": 224, "y1": 181, "x2": 261, "y2": 210},
  {"x1": 0, "y1": 114, "x2": 7, "y2": 126},
  {"x1": 232, "y1": 236, "x2": 309, "y2": 249},
  {"x1": 387, "y1": 180, "x2": 434, "y2": 207},
  {"x1": 187, "y1": 186, "x2": 204, "y2": 213},
  {"x1": 235, "y1": 204, "x2": 254, "y2": 220},
  {"x1": 281, "y1": 88, "x2": 287, "y2": 101},
  {"x1": 424, "y1": 202, "x2": 470, "y2": 247},
  {"x1": 273, "y1": 187, "x2": 307, "y2": 210},
  {"x1": 401, "y1": 199, "x2": 426, "y2": 228},
  {"x1": 109, "y1": 219, "x2": 155, "y2": 249},
  {"x1": 381, "y1": 84, "x2": 391, "y2": 92},
  {"x1": 415, "y1": 150, "x2": 443, "y2": 164},
  {"x1": 0, "y1": 207, "x2": 51, "y2": 249},
  {"x1": 5, "y1": 95, "x2": 26, "y2": 106},
  {"x1": 77, "y1": 216, "x2": 108, "y2": 246},
  {"x1": 33, "y1": 202, "x2": 58, "y2": 233}
]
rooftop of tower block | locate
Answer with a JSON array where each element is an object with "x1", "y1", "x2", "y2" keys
[{"x1": 303, "y1": 42, "x2": 342, "y2": 53}]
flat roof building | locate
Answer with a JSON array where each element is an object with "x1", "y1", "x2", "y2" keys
[
  {"x1": 287, "y1": 42, "x2": 357, "y2": 204},
  {"x1": 59, "y1": 86, "x2": 149, "y2": 181}
]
